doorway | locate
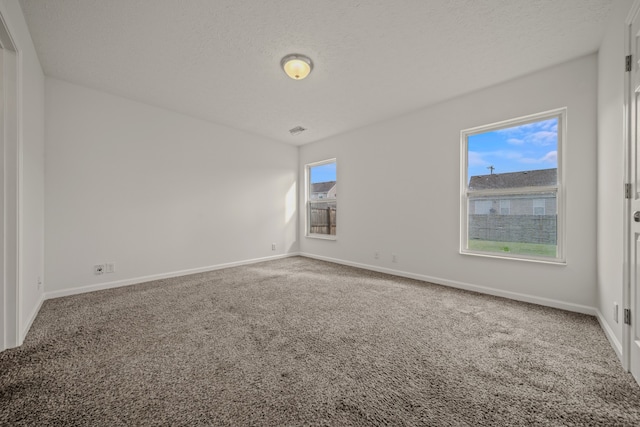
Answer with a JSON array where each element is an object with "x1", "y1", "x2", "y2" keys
[
  {"x1": 0, "y1": 12, "x2": 18, "y2": 352},
  {"x1": 626, "y1": 2, "x2": 640, "y2": 387}
]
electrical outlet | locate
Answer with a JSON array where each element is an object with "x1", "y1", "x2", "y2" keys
[
  {"x1": 94, "y1": 264, "x2": 105, "y2": 275},
  {"x1": 392, "y1": 253, "x2": 398, "y2": 263},
  {"x1": 272, "y1": 243, "x2": 276, "y2": 251},
  {"x1": 614, "y1": 302, "x2": 619, "y2": 323},
  {"x1": 105, "y1": 263, "x2": 115, "y2": 273},
  {"x1": 374, "y1": 251, "x2": 379, "y2": 259}
]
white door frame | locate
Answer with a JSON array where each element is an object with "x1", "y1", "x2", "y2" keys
[
  {"x1": 625, "y1": 0, "x2": 640, "y2": 378},
  {"x1": 0, "y1": 10, "x2": 19, "y2": 353}
]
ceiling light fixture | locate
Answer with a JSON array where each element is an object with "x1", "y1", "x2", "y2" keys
[{"x1": 281, "y1": 54, "x2": 313, "y2": 80}]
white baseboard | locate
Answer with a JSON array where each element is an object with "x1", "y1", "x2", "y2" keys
[
  {"x1": 595, "y1": 309, "x2": 623, "y2": 363},
  {"x1": 25, "y1": 252, "x2": 604, "y2": 353},
  {"x1": 45, "y1": 253, "x2": 299, "y2": 300},
  {"x1": 299, "y1": 253, "x2": 596, "y2": 315},
  {"x1": 20, "y1": 292, "x2": 45, "y2": 344},
  {"x1": 14, "y1": 252, "x2": 624, "y2": 375}
]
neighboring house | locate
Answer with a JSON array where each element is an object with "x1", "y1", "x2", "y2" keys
[
  {"x1": 310, "y1": 181, "x2": 336, "y2": 200},
  {"x1": 468, "y1": 168, "x2": 557, "y2": 216},
  {"x1": 326, "y1": 184, "x2": 337, "y2": 199}
]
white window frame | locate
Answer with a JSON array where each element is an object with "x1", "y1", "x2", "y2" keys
[
  {"x1": 460, "y1": 108, "x2": 566, "y2": 264},
  {"x1": 305, "y1": 158, "x2": 337, "y2": 240}
]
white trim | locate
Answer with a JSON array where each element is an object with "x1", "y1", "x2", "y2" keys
[
  {"x1": 0, "y1": 10, "x2": 20, "y2": 350},
  {"x1": 45, "y1": 253, "x2": 299, "y2": 300},
  {"x1": 596, "y1": 309, "x2": 623, "y2": 363},
  {"x1": 16, "y1": 43, "x2": 23, "y2": 347},
  {"x1": 299, "y1": 252, "x2": 595, "y2": 315},
  {"x1": 305, "y1": 234, "x2": 337, "y2": 241},
  {"x1": 305, "y1": 158, "x2": 337, "y2": 169},
  {"x1": 460, "y1": 108, "x2": 566, "y2": 264},
  {"x1": 0, "y1": 8, "x2": 20, "y2": 350},
  {"x1": 622, "y1": 1, "x2": 640, "y2": 373},
  {"x1": 459, "y1": 250, "x2": 567, "y2": 265},
  {"x1": 626, "y1": 0, "x2": 640, "y2": 25},
  {"x1": 20, "y1": 293, "x2": 44, "y2": 343},
  {"x1": 305, "y1": 158, "x2": 337, "y2": 239},
  {"x1": 0, "y1": 6, "x2": 16, "y2": 52},
  {"x1": 17, "y1": 253, "x2": 604, "y2": 356}
]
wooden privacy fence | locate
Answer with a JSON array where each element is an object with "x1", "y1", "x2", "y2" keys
[{"x1": 310, "y1": 206, "x2": 337, "y2": 235}]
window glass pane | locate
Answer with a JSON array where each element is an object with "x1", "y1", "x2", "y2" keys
[
  {"x1": 463, "y1": 112, "x2": 562, "y2": 261},
  {"x1": 468, "y1": 192, "x2": 557, "y2": 258},
  {"x1": 308, "y1": 161, "x2": 336, "y2": 236},
  {"x1": 468, "y1": 117, "x2": 558, "y2": 179}
]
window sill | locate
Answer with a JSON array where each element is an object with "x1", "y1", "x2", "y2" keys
[
  {"x1": 306, "y1": 234, "x2": 337, "y2": 241},
  {"x1": 460, "y1": 250, "x2": 566, "y2": 265}
]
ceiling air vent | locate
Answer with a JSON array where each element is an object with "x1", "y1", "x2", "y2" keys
[{"x1": 289, "y1": 126, "x2": 306, "y2": 135}]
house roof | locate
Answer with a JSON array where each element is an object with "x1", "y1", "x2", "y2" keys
[
  {"x1": 310, "y1": 181, "x2": 336, "y2": 193},
  {"x1": 469, "y1": 168, "x2": 556, "y2": 190}
]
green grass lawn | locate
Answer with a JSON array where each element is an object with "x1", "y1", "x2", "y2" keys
[{"x1": 468, "y1": 240, "x2": 556, "y2": 257}]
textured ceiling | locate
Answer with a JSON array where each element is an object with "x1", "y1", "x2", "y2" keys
[{"x1": 19, "y1": 0, "x2": 614, "y2": 145}]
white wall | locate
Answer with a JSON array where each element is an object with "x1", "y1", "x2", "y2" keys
[
  {"x1": 0, "y1": 0, "x2": 45, "y2": 340},
  {"x1": 45, "y1": 78, "x2": 298, "y2": 294},
  {"x1": 300, "y1": 54, "x2": 598, "y2": 312},
  {"x1": 597, "y1": 0, "x2": 635, "y2": 358}
]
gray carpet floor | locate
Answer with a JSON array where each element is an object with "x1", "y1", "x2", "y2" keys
[{"x1": 1, "y1": 256, "x2": 640, "y2": 426}]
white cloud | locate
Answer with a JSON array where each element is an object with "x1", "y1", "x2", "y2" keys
[
  {"x1": 495, "y1": 119, "x2": 558, "y2": 147},
  {"x1": 537, "y1": 119, "x2": 557, "y2": 130},
  {"x1": 541, "y1": 150, "x2": 557, "y2": 163},
  {"x1": 468, "y1": 151, "x2": 487, "y2": 166},
  {"x1": 520, "y1": 150, "x2": 557, "y2": 164},
  {"x1": 529, "y1": 131, "x2": 557, "y2": 146}
]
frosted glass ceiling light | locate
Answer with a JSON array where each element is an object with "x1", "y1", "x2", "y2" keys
[{"x1": 281, "y1": 54, "x2": 313, "y2": 80}]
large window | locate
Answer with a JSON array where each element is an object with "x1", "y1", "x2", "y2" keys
[
  {"x1": 461, "y1": 109, "x2": 565, "y2": 263},
  {"x1": 306, "y1": 159, "x2": 337, "y2": 238}
]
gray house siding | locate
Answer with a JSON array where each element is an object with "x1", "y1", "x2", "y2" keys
[
  {"x1": 469, "y1": 195, "x2": 557, "y2": 216},
  {"x1": 467, "y1": 168, "x2": 557, "y2": 245},
  {"x1": 310, "y1": 181, "x2": 336, "y2": 200}
]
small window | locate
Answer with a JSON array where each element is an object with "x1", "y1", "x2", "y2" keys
[
  {"x1": 500, "y1": 200, "x2": 511, "y2": 215},
  {"x1": 306, "y1": 159, "x2": 337, "y2": 239},
  {"x1": 461, "y1": 108, "x2": 565, "y2": 263},
  {"x1": 475, "y1": 200, "x2": 492, "y2": 215},
  {"x1": 533, "y1": 199, "x2": 545, "y2": 215}
]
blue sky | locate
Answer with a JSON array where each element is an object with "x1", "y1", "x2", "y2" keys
[
  {"x1": 310, "y1": 162, "x2": 337, "y2": 184},
  {"x1": 468, "y1": 118, "x2": 558, "y2": 178}
]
